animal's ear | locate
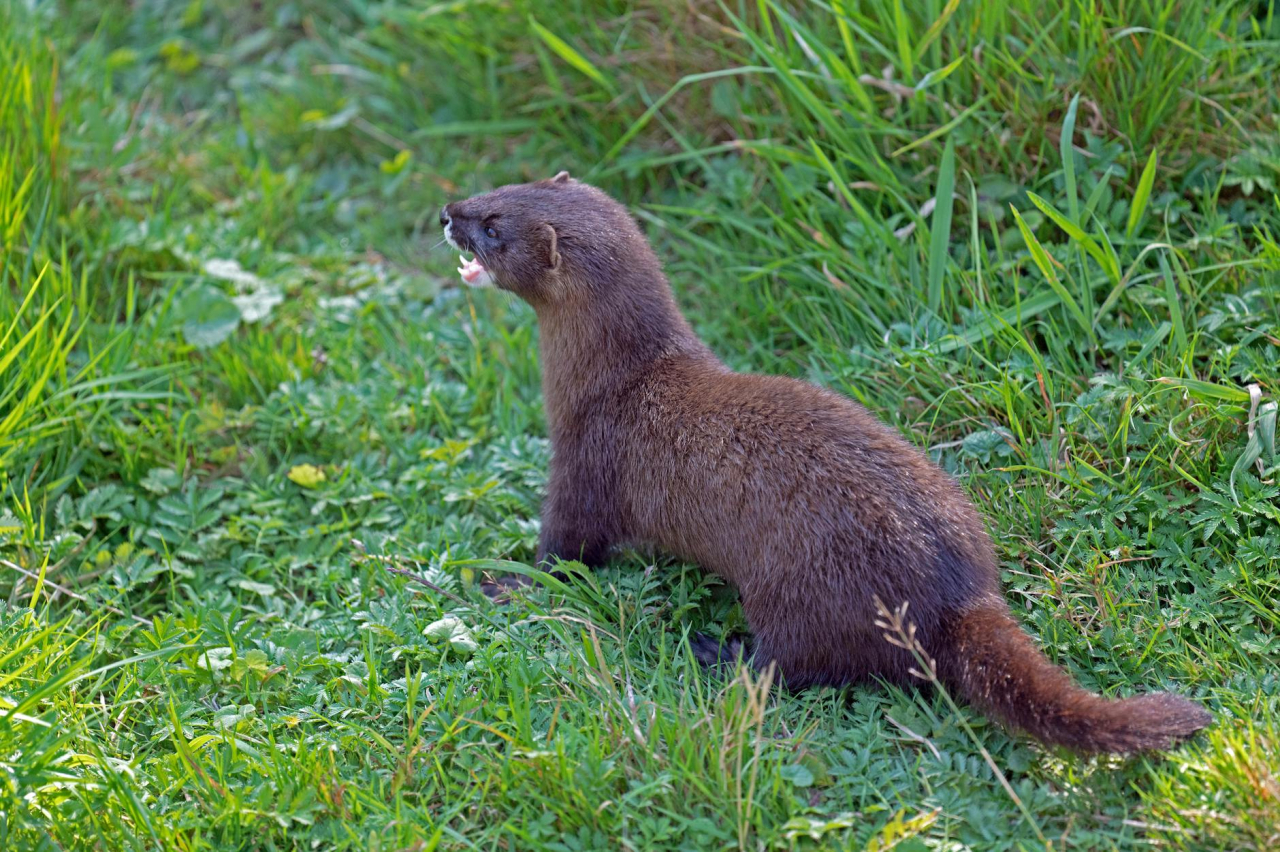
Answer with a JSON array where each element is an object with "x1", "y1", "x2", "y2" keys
[
  {"x1": 543, "y1": 223, "x2": 561, "y2": 270},
  {"x1": 551, "y1": 170, "x2": 571, "y2": 184}
]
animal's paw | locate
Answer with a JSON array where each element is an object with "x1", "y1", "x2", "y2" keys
[
  {"x1": 690, "y1": 633, "x2": 753, "y2": 670},
  {"x1": 479, "y1": 573, "x2": 536, "y2": 605}
]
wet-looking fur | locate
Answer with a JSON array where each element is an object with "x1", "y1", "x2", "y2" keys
[{"x1": 441, "y1": 174, "x2": 1211, "y2": 754}]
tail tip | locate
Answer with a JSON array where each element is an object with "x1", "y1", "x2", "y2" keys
[{"x1": 1103, "y1": 691, "x2": 1213, "y2": 753}]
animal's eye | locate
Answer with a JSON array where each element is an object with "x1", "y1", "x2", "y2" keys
[{"x1": 485, "y1": 226, "x2": 498, "y2": 239}]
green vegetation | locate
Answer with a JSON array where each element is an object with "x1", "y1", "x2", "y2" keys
[{"x1": 2, "y1": 0, "x2": 1278, "y2": 848}]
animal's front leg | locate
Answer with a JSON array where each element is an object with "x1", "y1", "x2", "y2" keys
[
  {"x1": 536, "y1": 485, "x2": 615, "y2": 571},
  {"x1": 536, "y1": 445, "x2": 622, "y2": 571},
  {"x1": 483, "y1": 460, "x2": 617, "y2": 602},
  {"x1": 482, "y1": 513, "x2": 609, "y2": 601},
  {"x1": 535, "y1": 531, "x2": 611, "y2": 572}
]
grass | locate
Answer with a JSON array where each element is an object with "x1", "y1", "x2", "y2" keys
[{"x1": 1, "y1": 0, "x2": 1278, "y2": 848}]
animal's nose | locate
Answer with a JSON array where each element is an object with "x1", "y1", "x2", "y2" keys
[{"x1": 439, "y1": 207, "x2": 451, "y2": 228}]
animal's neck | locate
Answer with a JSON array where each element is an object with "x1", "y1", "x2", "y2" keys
[{"x1": 535, "y1": 271, "x2": 703, "y2": 438}]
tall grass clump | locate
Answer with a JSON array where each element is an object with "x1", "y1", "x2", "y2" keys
[
  {"x1": 1, "y1": 22, "x2": 74, "y2": 480},
  {"x1": 1, "y1": 12, "x2": 176, "y2": 526},
  {"x1": 674, "y1": 0, "x2": 1274, "y2": 346}
]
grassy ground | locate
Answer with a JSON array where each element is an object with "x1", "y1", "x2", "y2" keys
[{"x1": 2, "y1": 0, "x2": 1279, "y2": 849}]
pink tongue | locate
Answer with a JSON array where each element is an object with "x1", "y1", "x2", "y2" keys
[{"x1": 457, "y1": 254, "x2": 486, "y2": 283}]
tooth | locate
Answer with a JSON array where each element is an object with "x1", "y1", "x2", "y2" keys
[{"x1": 459, "y1": 254, "x2": 467, "y2": 265}]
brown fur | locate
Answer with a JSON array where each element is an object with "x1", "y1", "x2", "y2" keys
[{"x1": 441, "y1": 175, "x2": 1212, "y2": 753}]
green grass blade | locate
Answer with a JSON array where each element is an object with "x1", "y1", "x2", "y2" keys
[
  {"x1": 1159, "y1": 252, "x2": 1188, "y2": 353},
  {"x1": 596, "y1": 67, "x2": 771, "y2": 169},
  {"x1": 528, "y1": 17, "x2": 615, "y2": 94},
  {"x1": 829, "y1": 0, "x2": 873, "y2": 109},
  {"x1": 1127, "y1": 148, "x2": 1159, "y2": 238},
  {"x1": 890, "y1": 95, "x2": 988, "y2": 157},
  {"x1": 1010, "y1": 204, "x2": 1094, "y2": 342},
  {"x1": 0, "y1": 299, "x2": 58, "y2": 377},
  {"x1": 927, "y1": 136, "x2": 956, "y2": 313},
  {"x1": 1155, "y1": 377, "x2": 1252, "y2": 403},
  {"x1": 1230, "y1": 400, "x2": 1277, "y2": 503},
  {"x1": 914, "y1": 54, "x2": 966, "y2": 92},
  {"x1": 1026, "y1": 192, "x2": 1120, "y2": 284},
  {"x1": 892, "y1": 0, "x2": 914, "y2": 79},
  {"x1": 915, "y1": 0, "x2": 962, "y2": 60},
  {"x1": 1060, "y1": 93, "x2": 1080, "y2": 222},
  {"x1": 932, "y1": 289, "x2": 1064, "y2": 354}
]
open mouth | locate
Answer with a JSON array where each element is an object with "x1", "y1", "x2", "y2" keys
[{"x1": 457, "y1": 254, "x2": 493, "y2": 288}]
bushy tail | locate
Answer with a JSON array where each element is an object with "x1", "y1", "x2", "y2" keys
[{"x1": 937, "y1": 604, "x2": 1212, "y2": 753}]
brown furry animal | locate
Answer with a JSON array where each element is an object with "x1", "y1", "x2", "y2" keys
[{"x1": 440, "y1": 173, "x2": 1211, "y2": 753}]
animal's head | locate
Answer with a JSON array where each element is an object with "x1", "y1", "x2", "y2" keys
[{"x1": 441, "y1": 172, "x2": 651, "y2": 305}]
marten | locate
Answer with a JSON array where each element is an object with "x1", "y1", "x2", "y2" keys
[{"x1": 440, "y1": 171, "x2": 1211, "y2": 753}]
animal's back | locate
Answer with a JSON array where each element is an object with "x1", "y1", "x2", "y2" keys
[{"x1": 616, "y1": 355, "x2": 1000, "y2": 683}]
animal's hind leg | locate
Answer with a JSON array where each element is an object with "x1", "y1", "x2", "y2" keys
[
  {"x1": 690, "y1": 632, "x2": 754, "y2": 670},
  {"x1": 740, "y1": 601, "x2": 854, "y2": 690},
  {"x1": 689, "y1": 627, "x2": 825, "y2": 689},
  {"x1": 480, "y1": 572, "x2": 538, "y2": 603},
  {"x1": 746, "y1": 633, "x2": 821, "y2": 690}
]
